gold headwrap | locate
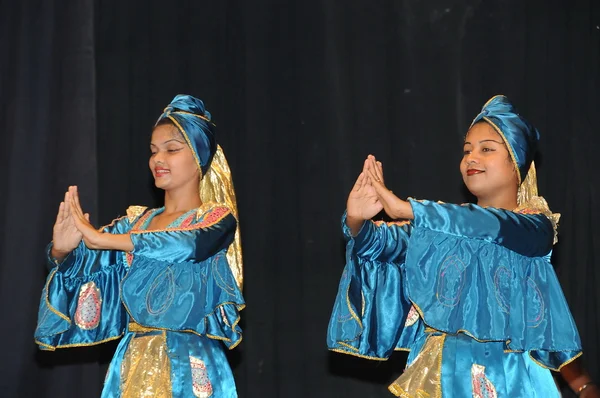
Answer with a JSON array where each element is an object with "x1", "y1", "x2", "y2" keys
[{"x1": 515, "y1": 162, "x2": 560, "y2": 245}]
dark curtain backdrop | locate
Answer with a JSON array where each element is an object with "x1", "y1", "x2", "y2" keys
[{"x1": 1, "y1": 1, "x2": 598, "y2": 397}]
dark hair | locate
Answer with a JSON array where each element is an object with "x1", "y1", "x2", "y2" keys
[
  {"x1": 152, "y1": 118, "x2": 185, "y2": 140},
  {"x1": 154, "y1": 118, "x2": 174, "y2": 129}
]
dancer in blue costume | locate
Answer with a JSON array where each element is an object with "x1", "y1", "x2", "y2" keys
[
  {"x1": 35, "y1": 95, "x2": 245, "y2": 398},
  {"x1": 328, "y1": 95, "x2": 586, "y2": 397}
]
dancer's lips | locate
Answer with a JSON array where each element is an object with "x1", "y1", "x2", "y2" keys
[
  {"x1": 154, "y1": 167, "x2": 170, "y2": 177},
  {"x1": 466, "y1": 169, "x2": 484, "y2": 176}
]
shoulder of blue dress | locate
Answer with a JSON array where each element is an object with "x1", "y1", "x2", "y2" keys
[
  {"x1": 514, "y1": 196, "x2": 560, "y2": 244},
  {"x1": 126, "y1": 205, "x2": 149, "y2": 223},
  {"x1": 194, "y1": 202, "x2": 233, "y2": 228}
]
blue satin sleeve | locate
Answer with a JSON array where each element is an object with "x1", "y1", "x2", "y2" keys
[
  {"x1": 328, "y1": 215, "x2": 412, "y2": 360},
  {"x1": 409, "y1": 199, "x2": 554, "y2": 257},
  {"x1": 342, "y1": 211, "x2": 412, "y2": 263},
  {"x1": 34, "y1": 216, "x2": 133, "y2": 350},
  {"x1": 129, "y1": 212, "x2": 236, "y2": 263}
]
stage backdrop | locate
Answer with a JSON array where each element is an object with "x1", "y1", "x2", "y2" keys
[{"x1": 1, "y1": 1, "x2": 598, "y2": 397}]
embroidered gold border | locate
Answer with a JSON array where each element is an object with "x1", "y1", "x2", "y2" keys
[
  {"x1": 528, "y1": 350, "x2": 583, "y2": 372},
  {"x1": 345, "y1": 279, "x2": 363, "y2": 330},
  {"x1": 411, "y1": 301, "x2": 509, "y2": 345},
  {"x1": 44, "y1": 269, "x2": 71, "y2": 323},
  {"x1": 410, "y1": 298, "x2": 582, "y2": 373},
  {"x1": 338, "y1": 342, "x2": 359, "y2": 352},
  {"x1": 35, "y1": 334, "x2": 124, "y2": 351},
  {"x1": 126, "y1": 206, "x2": 148, "y2": 223},
  {"x1": 374, "y1": 220, "x2": 412, "y2": 227},
  {"x1": 129, "y1": 206, "x2": 231, "y2": 235},
  {"x1": 329, "y1": 348, "x2": 388, "y2": 361}
]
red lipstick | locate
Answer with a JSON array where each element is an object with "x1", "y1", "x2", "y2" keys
[{"x1": 467, "y1": 169, "x2": 484, "y2": 176}]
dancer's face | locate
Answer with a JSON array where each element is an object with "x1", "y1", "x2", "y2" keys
[
  {"x1": 460, "y1": 122, "x2": 518, "y2": 201},
  {"x1": 149, "y1": 124, "x2": 200, "y2": 192}
]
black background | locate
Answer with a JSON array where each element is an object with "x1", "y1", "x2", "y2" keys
[{"x1": 1, "y1": 1, "x2": 598, "y2": 396}]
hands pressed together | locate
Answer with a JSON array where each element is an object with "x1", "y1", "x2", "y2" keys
[
  {"x1": 346, "y1": 155, "x2": 413, "y2": 236},
  {"x1": 51, "y1": 186, "x2": 132, "y2": 262}
]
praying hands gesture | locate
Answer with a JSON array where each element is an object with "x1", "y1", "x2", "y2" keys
[
  {"x1": 346, "y1": 155, "x2": 414, "y2": 235},
  {"x1": 346, "y1": 158, "x2": 384, "y2": 228},
  {"x1": 50, "y1": 186, "x2": 89, "y2": 262},
  {"x1": 51, "y1": 186, "x2": 133, "y2": 263},
  {"x1": 66, "y1": 186, "x2": 104, "y2": 249}
]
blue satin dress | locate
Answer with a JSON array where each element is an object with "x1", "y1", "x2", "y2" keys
[
  {"x1": 328, "y1": 199, "x2": 582, "y2": 397},
  {"x1": 35, "y1": 204, "x2": 245, "y2": 398}
]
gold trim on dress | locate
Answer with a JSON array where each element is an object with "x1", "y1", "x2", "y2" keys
[
  {"x1": 44, "y1": 269, "x2": 71, "y2": 323},
  {"x1": 129, "y1": 322, "x2": 160, "y2": 334},
  {"x1": 337, "y1": 341, "x2": 360, "y2": 352},
  {"x1": 329, "y1": 348, "x2": 388, "y2": 361},
  {"x1": 388, "y1": 334, "x2": 444, "y2": 398},
  {"x1": 35, "y1": 334, "x2": 124, "y2": 351},
  {"x1": 126, "y1": 206, "x2": 148, "y2": 223},
  {"x1": 345, "y1": 278, "x2": 363, "y2": 330},
  {"x1": 128, "y1": 206, "x2": 231, "y2": 234},
  {"x1": 528, "y1": 350, "x2": 583, "y2": 372}
]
